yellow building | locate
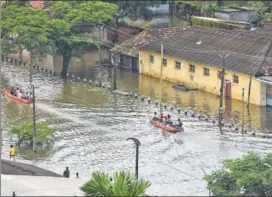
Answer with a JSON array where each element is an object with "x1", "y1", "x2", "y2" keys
[{"x1": 138, "y1": 27, "x2": 272, "y2": 106}]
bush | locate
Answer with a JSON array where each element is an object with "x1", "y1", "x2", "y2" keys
[{"x1": 9, "y1": 122, "x2": 55, "y2": 148}]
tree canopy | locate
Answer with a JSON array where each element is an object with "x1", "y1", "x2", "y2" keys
[
  {"x1": 1, "y1": 4, "x2": 51, "y2": 56},
  {"x1": 9, "y1": 122, "x2": 55, "y2": 148},
  {"x1": 204, "y1": 152, "x2": 272, "y2": 196},
  {"x1": 81, "y1": 171, "x2": 151, "y2": 196}
]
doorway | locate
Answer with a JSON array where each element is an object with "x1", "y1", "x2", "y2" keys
[{"x1": 225, "y1": 80, "x2": 231, "y2": 98}]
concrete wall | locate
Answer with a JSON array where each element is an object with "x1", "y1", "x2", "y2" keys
[{"x1": 139, "y1": 50, "x2": 266, "y2": 106}]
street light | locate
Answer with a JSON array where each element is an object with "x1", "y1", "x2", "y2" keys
[{"x1": 126, "y1": 137, "x2": 140, "y2": 180}]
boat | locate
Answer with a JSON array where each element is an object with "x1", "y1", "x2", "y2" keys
[
  {"x1": 150, "y1": 119, "x2": 184, "y2": 133},
  {"x1": 3, "y1": 88, "x2": 32, "y2": 104},
  {"x1": 149, "y1": 43, "x2": 184, "y2": 133},
  {"x1": 172, "y1": 84, "x2": 198, "y2": 91}
]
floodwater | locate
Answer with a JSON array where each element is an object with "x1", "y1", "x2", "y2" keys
[{"x1": 2, "y1": 62, "x2": 272, "y2": 196}]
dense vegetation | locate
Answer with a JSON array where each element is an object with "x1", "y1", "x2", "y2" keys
[
  {"x1": 81, "y1": 171, "x2": 151, "y2": 196},
  {"x1": 204, "y1": 152, "x2": 272, "y2": 196}
]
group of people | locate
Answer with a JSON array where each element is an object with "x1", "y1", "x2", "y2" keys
[
  {"x1": 10, "y1": 87, "x2": 32, "y2": 100},
  {"x1": 152, "y1": 112, "x2": 183, "y2": 128}
]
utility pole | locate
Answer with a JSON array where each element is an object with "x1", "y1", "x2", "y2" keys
[
  {"x1": 32, "y1": 84, "x2": 37, "y2": 152},
  {"x1": 0, "y1": 1, "x2": 2, "y2": 192},
  {"x1": 159, "y1": 43, "x2": 164, "y2": 116},
  {"x1": 98, "y1": 25, "x2": 102, "y2": 65},
  {"x1": 218, "y1": 52, "x2": 229, "y2": 134},
  {"x1": 112, "y1": 53, "x2": 117, "y2": 90},
  {"x1": 242, "y1": 88, "x2": 245, "y2": 134}
]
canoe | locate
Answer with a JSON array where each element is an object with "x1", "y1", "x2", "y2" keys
[
  {"x1": 3, "y1": 89, "x2": 32, "y2": 104},
  {"x1": 150, "y1": 119, "x2": 184, "y2": 133},
  {"x1": 172, "y1": 84, "x2": 198, "y2": 91}
]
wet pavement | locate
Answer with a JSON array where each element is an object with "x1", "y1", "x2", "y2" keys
[{"x1": 1, "y1": 62, "x2": 272, "y2": 196}]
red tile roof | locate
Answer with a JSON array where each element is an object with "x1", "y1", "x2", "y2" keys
[{"x1": 29, "y1": 0, "x2": 44, "y2": 9}]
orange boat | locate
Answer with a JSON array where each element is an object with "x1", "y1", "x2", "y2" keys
[
  {"x1": 150, "y1": 119, "x2": 184, "y2": 133},
  {"x1": 3, "y1": 89, "x2": 32, "y2": 104}
]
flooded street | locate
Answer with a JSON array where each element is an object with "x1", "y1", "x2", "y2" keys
[{"x1": 2, "y1": 62, "x2": 272, "y2": 196}]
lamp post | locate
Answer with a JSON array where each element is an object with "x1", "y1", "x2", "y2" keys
[{"x1": 126, "y1": 137, "x2": 140, "y2": 180}]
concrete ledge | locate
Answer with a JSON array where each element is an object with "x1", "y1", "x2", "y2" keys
[{"x1": 1, "y1": 159, "x2": 62, "y2": 177}]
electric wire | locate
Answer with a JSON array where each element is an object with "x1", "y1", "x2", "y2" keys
[{"x1": 99, "y1": 21, "x2": 272, "y2": 62}]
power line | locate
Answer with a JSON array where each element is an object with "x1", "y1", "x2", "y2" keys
[{"x1": 101, "y1": 22, "x2": 272, "y2": 61}]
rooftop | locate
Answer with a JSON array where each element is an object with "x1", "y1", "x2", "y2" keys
[
  {"x1": 111, "y1": 27, "x2": 188, "y2": 57},
  {"x1": 140, "y1": 27, "x2": 272, "y2": 76}
]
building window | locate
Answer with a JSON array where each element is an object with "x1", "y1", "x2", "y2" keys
[
  {"x1": 233, "y1": 74, "x2": 239, "y2": 84},
  {"x1": 204, "y1": 68, "x2": 210, "y2": 76},
  {"x1": 189, "y1": 64, "x2": 195, "y2": 73},
  {"x1": 175, "y1": 61, "x2": 181, "y2": 69},
  {"x1": 162, "y1": 58, "x2": 167, "y2": 66},
  {"x1": 149, "y1": 55, "x2": 154, "y2": 63}
]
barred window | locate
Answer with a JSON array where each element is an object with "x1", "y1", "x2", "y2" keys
[
  {"x1": 149, "y1": 55, "x2": 154, "y2": 63},
  {"x1": 204, "y1": 68, "x2": 210, "y2": 76},
  {"x1": 189, "y1": 64, "x2": 195, "y2": 73},
  {"x1": 162, "y1": 58, "x2": 167, "y2": 66},
  {"x1": 233, "y1": 74, "x2": 239, "y2": 84},
  {"x1": 175, "y1": 61, "x2": 181, "y2": 69}
]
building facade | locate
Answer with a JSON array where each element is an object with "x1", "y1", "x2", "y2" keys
[
  {"x1": 138, "y1": 27, "x2": 272, "y2": 106},
  {"x1": 139, "y1": 51, "x2": 266, "y2": 106}
]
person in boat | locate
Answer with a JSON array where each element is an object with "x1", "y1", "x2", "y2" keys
[
  {"x1": 10, "y1": 87, "x2": 15, "y2": 95},
  {"x1": 153, "y1": 112, "x2": 159, "y2": 121},
  {"x1": 21, "y1": 92, "x2": 29, "y2": 100},
  {"x1": 15, "y1": 88, "x2": 20, "y2": 97},
  {"x1": 17, "y1": 90, "x2": 22, "y2": 99},
  {"x1": 166, "y1": 114, "x2": 172, "y2": 125},
  {"x1": 162, "y1": 116, "x2": 167, "y2": 125},
  {"x1": 176, "y1": 118, "x2": 183, "y2": 128}
]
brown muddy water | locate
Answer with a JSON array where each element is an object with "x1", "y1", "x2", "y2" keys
[{"x1": 1, "y1": 62, "x2": 272, "y2": 196}]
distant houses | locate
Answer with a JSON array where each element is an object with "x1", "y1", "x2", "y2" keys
[
  {"x1": 135, "y1": 25, "x2": 272, "y2": 106},
  {"x1": 110, "y1": 27, "x2": 187, "y2": 72}
]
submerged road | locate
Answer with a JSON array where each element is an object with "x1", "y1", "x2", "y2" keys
[{"x1": 1, "y1": 63, "x2": 272, "y2": 195}]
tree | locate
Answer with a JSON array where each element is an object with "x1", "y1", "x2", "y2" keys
[
  {"x1": 204, "y1": 152, "x2": 272, "y2": 196},
  {"x1": 81, "y1": 171, "x2": 151, "y2": 196},
  {"x1": 1, "y1": 4, "x2": 52, "y2": 63},
  {"x1": 9, "y1": 122, "x2": 55, "y2": 148},
  {"x1": 247, "y1": 1, "x2": 269, "y2": 25},
  {"x1": 47, "y1": 1, "x2": 118, "y2": 78}
]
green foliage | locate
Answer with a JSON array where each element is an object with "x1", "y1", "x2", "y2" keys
[
  {"x1": 204, "y1": 152, "x2": 272, "y2": 196},
  {"x1": 81, "y1": 171, "x2": 151, "y2": 196},
  {"x1": 1, "y1": 4, "x2": 51, "y2": 56},
  {"x1": 247, "y1": 1, "x2": 269, "y2": 24},
  {"x1": 47, "y1": 1, "x2": 72, "y2": 20},
  {"x1": 9, "y1": 122, "x2": 55, "y2": 147},
  {"x1": 65, "y1": 1, "x2": 118, "y2": 24},
  {"x1": 264, "y1": 13, "x2": 272, "y2": 21}
]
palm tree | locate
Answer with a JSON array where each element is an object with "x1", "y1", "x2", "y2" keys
[{"x1": 81, "y1": 171, "x2": 151, "y2": 196}]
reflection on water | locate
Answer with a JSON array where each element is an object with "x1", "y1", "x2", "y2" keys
[{"x1": 1, "y1": 63, "x2": 272, "y2": 196}]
